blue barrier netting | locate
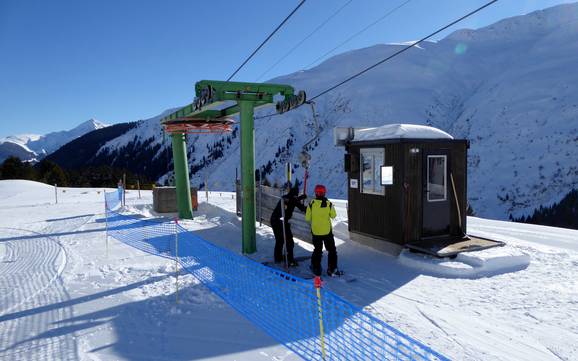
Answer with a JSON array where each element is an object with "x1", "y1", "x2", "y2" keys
[
  {"x1": 105, "y1": 188, "x2": 122, "y2": 211},
  {"x1": 104, "y1": 191, "x2": 449, "y2": 361}
]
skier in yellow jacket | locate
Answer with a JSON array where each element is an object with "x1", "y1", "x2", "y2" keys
[{"x1": 305, "y1": 184, "x2": 341, "y2": 276}]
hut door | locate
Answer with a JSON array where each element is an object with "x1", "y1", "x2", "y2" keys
[{"x1": 422, "y1": 152, "x2": 450, "y2": 238}]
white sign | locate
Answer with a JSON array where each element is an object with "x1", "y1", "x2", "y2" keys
[
  {"x1": 381, "y1": 166, "x2": 393, "y2": 185},
  {"x1": 350, "y1": 179, "x2": 359, "y2": 189}
]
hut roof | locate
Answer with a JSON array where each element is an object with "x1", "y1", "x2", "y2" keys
[{"x1": 353, "y1": 124, "x2": 453, "y2": 142}]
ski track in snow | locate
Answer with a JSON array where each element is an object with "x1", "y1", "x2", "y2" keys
[{"x1": 0, "y1": 215, "x2": 92, "y2": 360}]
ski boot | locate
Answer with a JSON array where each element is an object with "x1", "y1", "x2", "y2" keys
[
  {"x1": 327, "y1": 269, "x2": 344, "y2": 277},
  {"x1": 309, "y1": 265, "x2": 322, "y2": 276}
]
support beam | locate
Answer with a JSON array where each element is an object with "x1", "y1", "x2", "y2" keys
[
  {"x1": 240, "y1": 101, "x2": 256, "y2": 254},
  {"x1": 160, "y1": 80, "x2": 304, "y2": 254},
  {"x1": 171, "y1": 132, "x2": 193, "y2": 219}
]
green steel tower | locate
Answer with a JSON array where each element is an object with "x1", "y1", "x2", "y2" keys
[{"x1": 161, "y1": 80, "x2": 304, "y2": 254}]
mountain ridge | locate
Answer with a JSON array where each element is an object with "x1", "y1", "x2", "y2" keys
[
  {"x1": 0, "y1": 119, "x2": 108, "y2": 162},
  {"x1": 16, "y1": 2, "x2": 578, "y2": 222}
]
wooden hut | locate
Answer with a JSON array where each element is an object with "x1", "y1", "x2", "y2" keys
[{"x1": 335, "y1": 124, "x2": 502, "y2": 257}]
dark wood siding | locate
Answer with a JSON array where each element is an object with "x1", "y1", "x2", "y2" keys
[
  {"x1": 402, "y1": 142, "x2": 422, "y2": 243},
  {"x1": 347, "y1": 146, "x2": 360, "y2": 233},
  {"x1": 382, "y1": 143, "x2": 404, "y2": 244},
  {"x1": 347, "y1": 139, "x2": 468, "y2": 246}
]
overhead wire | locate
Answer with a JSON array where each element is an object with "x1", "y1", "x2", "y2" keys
[
  {"x1": 226, "y1": 0, "x2": 307, "y2": 82},
  {"x1": 254, "y1": 0, "x2": 499, "y2": 120},
  {"x1": 305, "y1": 0, "x2": 413, "y2": 70},
  {"x1": 309, "y1": 0, "x2": 499, "y2": 102},
  {"x1": 255, "y1": 0, "x2": 354, "y2": 82}
]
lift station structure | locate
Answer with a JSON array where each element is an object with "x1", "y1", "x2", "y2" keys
[{"x1": 161, "y1": 80, "x2": 305, "y2": 254}]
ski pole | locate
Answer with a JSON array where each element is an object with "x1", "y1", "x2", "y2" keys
[
  {"x1": 302, "y1": 168, "x2": 309, "y2": 196},
  {"x1": 258, "y1": 169, "x2": 263, "y2": 227},
  {"x1": 104, "y1": 191, "x2": 108, "y2": 259},
  {"x1": 314, "y1": 276, "x2": 327, "y2": 360},
  {"x1": 280, "y1": 195, "x2": 289, "y2": 270},
  {"x1": 174, "y1": 217, "x2": 179, "y2": 304}
]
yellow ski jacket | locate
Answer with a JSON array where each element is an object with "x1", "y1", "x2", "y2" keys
[{"x1": 305, "y1": 198, "x2": 337, "y2": 236}]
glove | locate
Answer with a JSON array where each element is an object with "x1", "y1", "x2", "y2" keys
[{"x1": 298, "y1": 194, "x2": 307, "y2": 200}]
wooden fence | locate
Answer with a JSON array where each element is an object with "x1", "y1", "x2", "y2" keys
[{"x1": 236, "y1": 182, "x2": 313, "y2": 244}]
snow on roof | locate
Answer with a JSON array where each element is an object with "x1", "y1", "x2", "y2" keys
[{"x1": 353, "y1": 124, "x2": 453, "y2": 142}]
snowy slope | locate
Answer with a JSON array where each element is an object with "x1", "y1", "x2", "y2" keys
[
  {"x1": 0, "y1": 119, "x2": 108, "y2": 162},
  {"x1": 90, "y1": 3, "x2": 578, "y2": 222},
  {"x1": 0, "y1": 180, "x2": 303, "y2": 360},
  {"x1": 0, "y1": 179, "x2": 577, "y2": 360}
]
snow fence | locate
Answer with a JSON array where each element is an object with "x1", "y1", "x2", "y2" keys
[{"x1": 104, "y1": 191, "x2": 449, "y2": 361}]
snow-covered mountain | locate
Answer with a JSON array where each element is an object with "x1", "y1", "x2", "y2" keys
[
  {"x1": 0, "y1": 118, "x2": 108, "y2": 162},
  {"x1": 58, "y1": 3, "x2": 578, "y2": 221}
]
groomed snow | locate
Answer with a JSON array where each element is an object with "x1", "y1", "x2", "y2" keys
[
  {"x1": 1, "y1": 180, "x2": 577, "y2": 360},
  {"x1": 353, "y1": 123, "x2": 454, "y2": 141}
]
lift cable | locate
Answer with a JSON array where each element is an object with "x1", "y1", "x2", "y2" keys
[
  {"x1": 226, "y1": 0, "x2": 307, "y2": 82},
  {"x1": 255, "y1": 0, "x2": 354, "y2": 82},
  {"x1": 305, "y1": 0, "x2": 413, "y2": 70},
  {"x1": 254, "y1": 0, "x2": 499, "y2": 120},
  {"x1": 309, "y1": 0, "x2": 499, "y2": 102}
]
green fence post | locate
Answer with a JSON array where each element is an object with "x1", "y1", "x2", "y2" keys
[
  {"x1": 240, "y1": 100, "x2": 256, "y2": 254},
  {"x1": 171, "y1": 132, "x2": 193, "y2": 219}
]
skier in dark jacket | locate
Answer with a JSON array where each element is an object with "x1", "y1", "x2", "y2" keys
[{"x1": 270, "y1": 184, "x2": 307, "y2": 266}]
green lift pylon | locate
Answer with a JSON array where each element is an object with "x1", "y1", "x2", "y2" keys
[
  {"x1": 161, "y1": 80, "x2": 305, "y2": 254},
  {"x1": 170, "y1": 132, "x2": 193, "y2": 219}
]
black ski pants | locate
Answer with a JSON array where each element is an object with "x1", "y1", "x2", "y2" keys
[
  {"x1": 311, "y1": 233, "x2": 337, "y2": 273},
  {"x1": 272, "y1": 220, "x2": 295, "y2": 263}
]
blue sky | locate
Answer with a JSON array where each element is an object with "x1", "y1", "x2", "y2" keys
[{"x1": 0, "y1": 0, "x2": 574, "y2": 137}]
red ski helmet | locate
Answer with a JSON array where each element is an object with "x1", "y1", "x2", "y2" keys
[{"x1": 314, "y1": 184, "x2": 326, "y2": 197}]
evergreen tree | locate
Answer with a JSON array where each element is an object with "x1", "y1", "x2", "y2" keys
[
  {"x1": 36, "y1": 160, "x2": 68, "y2": 186},
  {"x1": 513, "y1": 189, "x2": 578, "y2": 230},
  {"x1": 0, "y1": 157, "x2": 36, "y2": 180}
]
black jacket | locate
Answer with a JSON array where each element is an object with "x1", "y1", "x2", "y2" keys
[{"x1": 270, "y1": 192, "x2": 307, "y2": 224}]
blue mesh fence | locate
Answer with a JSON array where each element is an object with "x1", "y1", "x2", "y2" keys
[
  {"x1": 105, "y1": 188, "x2": 122, "y2": 211},
  {"x1": 104, "y1": 191, "x2": 449, "y2": 361}
]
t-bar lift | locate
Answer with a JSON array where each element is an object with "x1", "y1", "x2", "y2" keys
[{"x1": 161, "y1": 80, "x2": 305, "y2": 254}]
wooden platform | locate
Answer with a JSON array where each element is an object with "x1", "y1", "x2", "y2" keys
[{"x1": 406, "y1": 235, "x2": 505, "y2": 258}]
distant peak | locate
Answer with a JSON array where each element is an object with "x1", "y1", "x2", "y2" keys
[
  {"x1": 445, "y1": 2, "x2": 578, "y2": 42},
  {"x1": 77, "y1": 118, "x2": 108, "y2": 130}
]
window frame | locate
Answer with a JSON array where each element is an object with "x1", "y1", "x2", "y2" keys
[
  {"x1": 426, "y1": 155, "x2": 447, "y2": 202},
  {"x1": 360, "y1": 148, "x2": 385, "y2": 195}
]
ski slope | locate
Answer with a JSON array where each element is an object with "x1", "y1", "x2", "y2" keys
[{"x1": 0, "y1": 180, "x2": 577, "y2": 360}]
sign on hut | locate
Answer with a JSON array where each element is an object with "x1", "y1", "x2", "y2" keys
[{"x1": 334, "y1": 124, "x2": 503, "y2": 257}]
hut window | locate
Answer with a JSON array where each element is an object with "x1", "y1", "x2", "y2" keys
[
  {"x1": 360, "y1": 148, "x2": 384, "y2": 195},
  {"x1": 427, "y1": 155, "x2": 447, "y2": 202}
]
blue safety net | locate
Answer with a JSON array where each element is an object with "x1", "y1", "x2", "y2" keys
[
  {"x1": 104, "y1": 188, "x2": 122, "y2": 211},
  {"x1": 104, "y1": 191, "x2": 449, "y2": 361}
]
